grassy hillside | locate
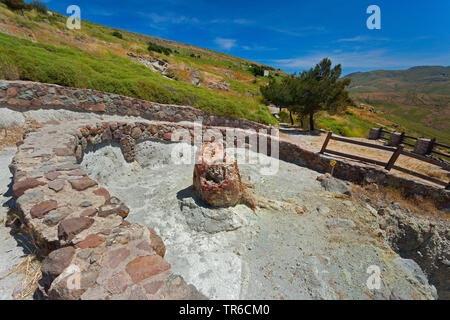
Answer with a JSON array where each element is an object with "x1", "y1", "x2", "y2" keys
[
  {"x1": 0, "y1": 2, "x2": 447, "y2": 142},
  {"x1": 344, "y1": 66, "x2": 450, "y2": 144},
  {"x1": 346, "y1": 66, "x2": 450, "y2": 95},
  {"x1": 0, "y1": 3, "x2": 278, "y2": 125}
]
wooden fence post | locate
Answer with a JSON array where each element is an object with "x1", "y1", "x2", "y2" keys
[
  {"x1": 320, "y1": 131, "x2": 332, "y2": 153},
  {"x1": 385, "y1": 144, "x2": 404, "y2": 171},
  {"x1": 427, "y1": 138, "x2": 436, "y2": 155}
]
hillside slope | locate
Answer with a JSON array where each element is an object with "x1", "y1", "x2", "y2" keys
[
  {"x1": 0, "y1": 4, "x2": 279, "y2": 125},
  {"x1": 343, "y1": 67, "x2": 450, "y2": 144},
  {"x1": 346, "y1": 66, "x2": 450, "y2": 95}
]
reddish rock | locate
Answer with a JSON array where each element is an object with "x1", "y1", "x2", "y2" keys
[
  {"x1": 13, "y1": 178, "x2": 46, "y2": 197},
  {"x1": 193, "y1": 141, "x2": 243, "y2": 207},
  {"x1": 58, "y1": 217, "x2": 95, "y2": 242},
  {"x1": 30, "y1": 200, "x2": 58, "y2": 219},
  {"x1": 41, "y1": 246, "x2": 76, "y2": 280},
  {"x1": 93, "y1": 188, "x2": 110, "y2": 201},
  {"x1": 131, "y1": 127, "x2": 142, "y2": 140},
  {"x1": 69, "y1": 176, "x2": 97, "y2": 191},
  {"x1": 163, "y1": 132, "x2": 172, "y2": 141},
  {"x1": 149, "y1": 228, "x2": 166, "y2": 257},
  {"x1": 106, "y1": 272, "x2": 129, "y2": 294},
  {"x1": 91, "y1": 103, "x2": 106, "y2": 112},
  {"x1": 143, "y1": 280, "x2": 164, "y2": 295},
  {"x1": 148, "y1": 125, "x2": 157, "y2": 134},
  {"x1": 125, "y1": 255, "x2": 170, "y2": 284},
  {"x1": 76, "y1": 234, "x2": 105, "y2": 249},
  {"x1": 53, "y1": 148, "x2": 73, "y2": 156},
  {"x1": 6, "y1": 87, "x2": 17, "y2": 98},
  {"x1": 128, "y1": 285, "x2": 149, "y2": 300},
  {"x1": 67, "y1": 169, "x2": 87, "y2": 176},
  {"x1": 108, "y1": 247, "x2": 131, "y2": 269},
  {"x1": 80, "y1": 208, "x2": 97, "y2": 217},
  {"x1": 48, "y1": 180, "x2": 65, "y2": 192},
  {"x1": 45, "y1": 171, "x2": 62, "y2": 181},
  {"x1": 98, "y1": 199, "x2": 129, "y2": 218}
]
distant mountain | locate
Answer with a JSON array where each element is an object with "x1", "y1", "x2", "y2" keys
[
  {"x1": 345, "y1": 66, "x2": 450, "y2": 95},
  {"x1": 344, "y1": 66, "x2": 450, "y2": 144}
]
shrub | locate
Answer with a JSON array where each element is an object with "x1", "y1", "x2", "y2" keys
[
  {"x1": 147, "y1": 42, "x2": 172, "y2": 55},
  {"x1": 2, "y1": 0, "x2": 32, "y2": 11},
  {"x1": 278, "y1": 110, "x2": 291, "y2": 123},
  {"x1": 112, "y1": 31, "x2": 123, "y2": 39},
  {"x1": 29, "y1": 0, "x2": 47, "y2": 14},
  {"x1": 249, "y1": 63, "x2": 265, "y2": 77}
]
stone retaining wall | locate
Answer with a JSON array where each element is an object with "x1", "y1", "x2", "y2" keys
[
  {"x1": 9, "y1": 121, "x2": 205, "y2": 300},
  {"x1": 0, "y1": 80, "x2": 272, "y2": 131}
]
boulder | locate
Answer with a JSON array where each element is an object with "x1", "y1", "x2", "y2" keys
[{"x1": 316, "y1": 173, "x2": 351, "y2": 196}]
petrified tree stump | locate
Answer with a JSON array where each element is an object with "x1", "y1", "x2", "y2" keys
[{"x1": 193, "y1": 141, "x2": 243, "y2": 207}]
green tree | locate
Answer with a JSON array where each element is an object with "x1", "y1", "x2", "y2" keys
[
  {"x1": 260, "y1": 76, "x2": 296, "y2": 124},
  {"x1": 261, "y1": 58, "x2": 353, "y2": 130},
  {"x1": 294, "y1": 58, "x2": 353, "y2": 131},
  {"x1": 112, "y1": 31, "x2": 123, "y2": 39}
]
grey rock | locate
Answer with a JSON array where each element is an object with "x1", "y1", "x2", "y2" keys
[
  {"x1": 316, "y1": 173, "x2": 351, "y2": 196},
  {"x1": 180, "y1": 197, "x2": 246, "y2": 233},
  {"x1": 326, "y1": 218, "x2": 355, "y2": 228}
]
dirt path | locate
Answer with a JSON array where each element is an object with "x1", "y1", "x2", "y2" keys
[{"x1": 278, "y1": 123, "x2": 448, "y2": 187}]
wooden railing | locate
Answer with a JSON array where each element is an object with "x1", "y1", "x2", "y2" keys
[
  {"x1": 373, "y1": 127, "x2": 450, "y2": 161},
  {"x1": 320, "y1": 131, "x2": 450, "y2": 189}
]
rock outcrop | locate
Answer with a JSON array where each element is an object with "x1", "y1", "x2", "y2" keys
[{"x1": 193, "y1": 141, "x2": 244, "y2": 207}]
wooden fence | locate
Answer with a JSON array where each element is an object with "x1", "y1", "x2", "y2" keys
[
  {"x1": 320, "y1": 131, "x2": 450, "y2": 189},
  {"x1": 371, "y1": 127, "x2": 450, "y2": 161}
]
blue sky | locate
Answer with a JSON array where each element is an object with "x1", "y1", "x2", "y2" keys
[{"x1": 38, "y1": 0, "x2": 450, "y2": 75}]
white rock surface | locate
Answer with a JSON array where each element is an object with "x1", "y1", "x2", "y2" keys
[{"x1": 0, "y1": 148, "x2": 25, "y2": 300}]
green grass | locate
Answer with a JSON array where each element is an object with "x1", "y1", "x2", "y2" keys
[
  {"x1": 0, "y1": 32, "x2": 276, "y2": 125},
  {"x1": 360, "y1": 101, "x2": 450, "y2": 144},
  {"x1": 316, "y1": 112, "x2": 376, "y2": 137}
]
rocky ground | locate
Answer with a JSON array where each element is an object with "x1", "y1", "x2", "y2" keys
[
  {"x1": 0, "y1": 106, "x2": 447, "y2": 300},
  {"x1": 0, "y1": 147, "x2": 30, "y2": 300},
  {"x1": 81, "y1": 140, "x2": 441, "y2": 300}
]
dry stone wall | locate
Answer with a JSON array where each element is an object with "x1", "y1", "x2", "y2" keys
[
  {"x1": 10, "y1": 121, "x2": 205, "y2": 300},
  {"x1": 0, "y1": 80, "x2": 272, "y2": 131}
]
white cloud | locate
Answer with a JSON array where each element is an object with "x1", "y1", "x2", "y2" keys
[
  {"x1": 214, "y1": 38, "x2": 237, "y2": 50},
  {"x1": 233, "y1": 19, "x2": 252, "y2": 25},
  {"x1": 337, "y1": 35, "x2": 390, "y2": 42},
  {"x1": 146, "y1": 13, "x2": 199, "y2": 25}
]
